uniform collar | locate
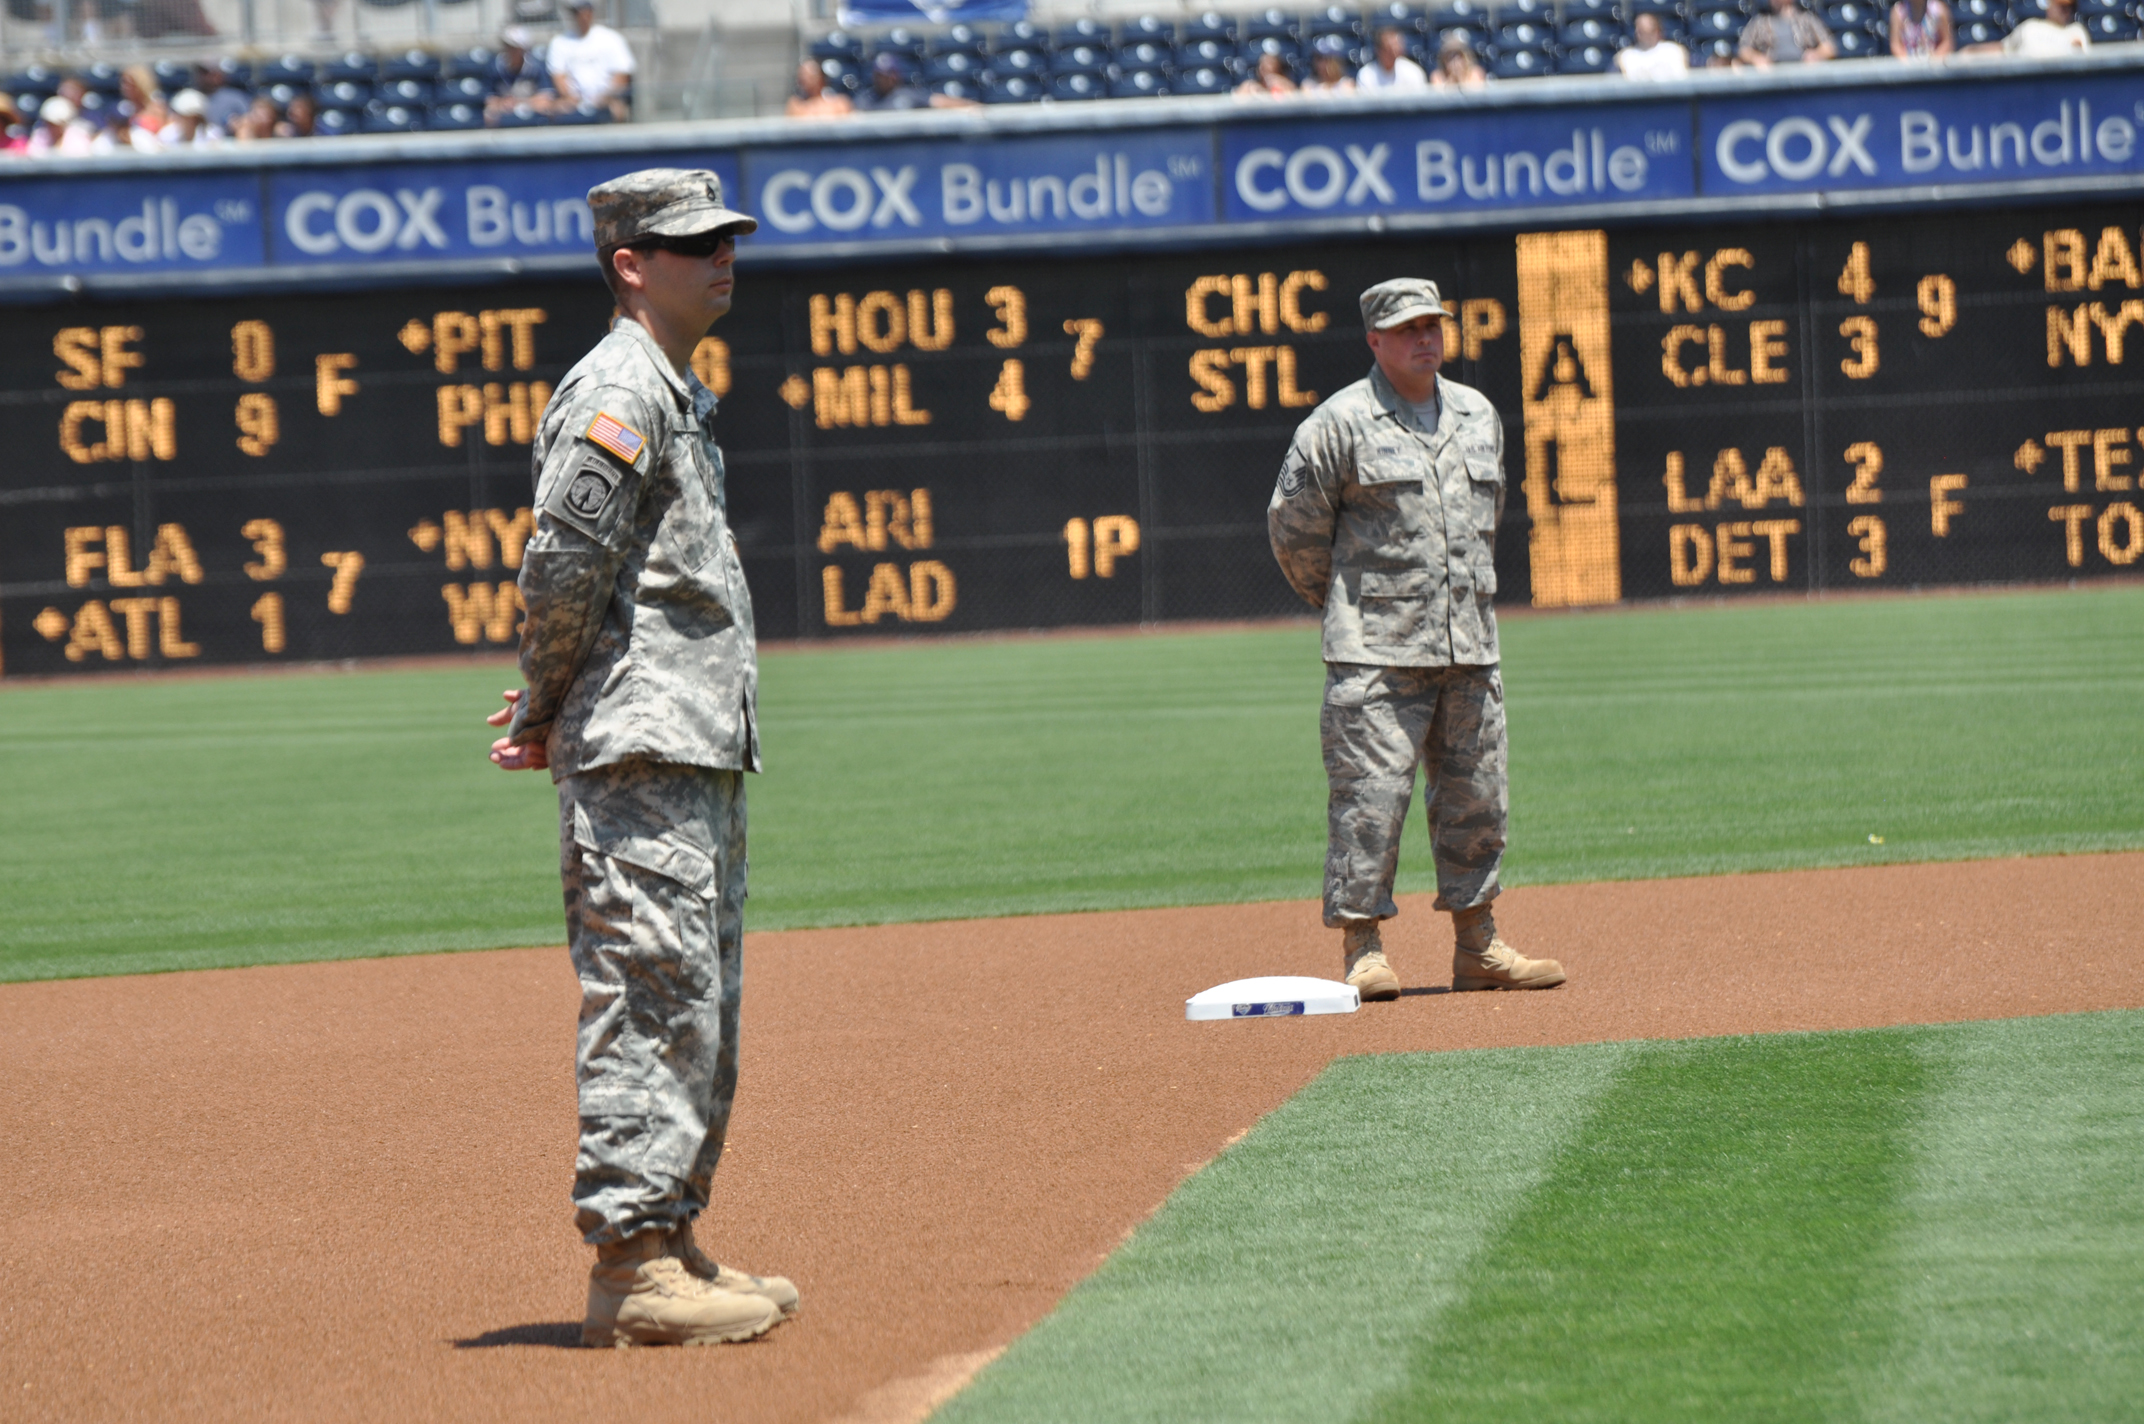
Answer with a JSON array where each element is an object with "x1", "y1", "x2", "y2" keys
[
  {"x1": 610, "y1": 315, "x2": 695, "y2": 410},
  {"x1": 1367, "y1": 365, "x2": 1451, "y2": 443}
]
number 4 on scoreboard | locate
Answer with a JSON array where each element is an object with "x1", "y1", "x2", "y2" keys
[
  {"x1": 989, "y1": 359, "x2": 1030, "y2": 422},
  {"x1": 1837, "y1": 242, "x2": 1875, "y2": 304}
]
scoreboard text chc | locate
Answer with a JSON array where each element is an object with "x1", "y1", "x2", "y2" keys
[{"x1": 2, "y1": 200, "x2": 2139, "y2": 676}]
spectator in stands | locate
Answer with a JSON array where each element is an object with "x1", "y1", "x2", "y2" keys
[
  {"x1": 491, "y1": 26, "x2": 556, "y2": 109},
  {"x1": 853, "y1": 52, "x2": 929, "y2": 111},
  {"x1": 786, "y1": 60, "x2": 854, "y2": 119},
  {"x1": 120, "y1": 64, "x2": 172, "y2": 137},
  {"x1": 278, "y1": 92, "x2": 318, "y2": 138},
  {"x1": 194, "y1": 60, "x2": 250, "y2": 132},
  {"x1": 547, "y1": 0, "x2": 637, "y2": 120},
  {"x1": 93, "y1": 101, "x2": 160, "y2": 154},
  {"x1": 0, "y1": 96, "x2": 25, "y2": 155},
  {"x1": 232, "y1": 94, "x2": 281, "y2": 141},
  {"x1": 1430, "y1": 32, "x2": 1490, "y2": 88},
  {"x1": 28, "y1": 96, "x2": 96, "y2": 158},
  {"x1": 1237, "y1": 51, "x2": 1300, "y2": 97},
  {"x1": 1739, "y1": 0, "x2": 1837, "y2": 63},
  {"x1": 1300, "y1": 35, "x2": 1357, "y2": 92},
  {"x1": 2000, "y1": 0, "x2": 2088, "y2": 51},
  {"x1": 1618, "y1": 11, "x2": 1691, "y2": 75},
  {"x1": 160, "y1": 88, "x2": 223, "y2": 146},
  {"x1": 1360, "y1": 26, "x2": 1430, "y2": 88},
  {"x1": 1890, "y1": 0, "x2": 1955, "y2": 55}
]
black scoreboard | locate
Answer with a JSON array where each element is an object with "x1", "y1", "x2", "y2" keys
[{"x1": 5, "y1": 200, "x2": 2141, "y2": 675}]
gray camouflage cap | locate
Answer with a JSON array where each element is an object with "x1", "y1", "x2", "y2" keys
[
  {"x1": 1359, "y1": 277, "x2": 1444, "y2": 330},
  {"x1": 588, "y1": 168, "x2": 758, "y2": 249}
]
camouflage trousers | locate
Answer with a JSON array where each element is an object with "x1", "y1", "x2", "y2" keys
[
  {"x1": 557, "y1": 758, "x2": 746, "y2": 1245},
  {"x1": 1321, "y1": 662, "x2": 1506, "y2": 927}
]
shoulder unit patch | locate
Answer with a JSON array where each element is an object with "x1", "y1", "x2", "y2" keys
[{"x1": 585, "y1": 411, "x2": 647, "y2": 465}]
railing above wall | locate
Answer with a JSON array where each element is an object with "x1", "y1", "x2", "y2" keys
[{"x1": 8, "y1": 48, "x2": 2144, "y2": 299}]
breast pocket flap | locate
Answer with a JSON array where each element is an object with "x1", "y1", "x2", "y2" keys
[{"x1": 1360, "y1": 569, "x2": 1431, "y2": 598}]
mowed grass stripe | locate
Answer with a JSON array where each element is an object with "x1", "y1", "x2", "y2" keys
[
  {"x1": 1362, "y1": 1031, "x2": 1927, "y2": 1424},
  {"x1": 2, "y1": 585, "x2": 2139, "y2": 979},
  {"x1": 1858, "y1": 1012, "x2": 2144, "y2": 1422},
  {"x1": 933, "y1": 1044, "x2": 1636, "y2": 1424},
  {"x1": 934, "y1": 1012, "x2": 2144, "y2": 1424}
]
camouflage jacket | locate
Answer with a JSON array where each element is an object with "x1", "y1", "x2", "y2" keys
[
  {"x1": 508, "y1": 316, "x2": 760, "y2": 779},
  {"x1": 1268, "y1": 365, "x2": 1505, "y2": 667}
]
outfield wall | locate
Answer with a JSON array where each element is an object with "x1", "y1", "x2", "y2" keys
[{"x1": 5, "y1": 55, "x2": 2144, "y2": 672}]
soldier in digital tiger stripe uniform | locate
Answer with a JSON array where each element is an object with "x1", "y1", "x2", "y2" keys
[
  {"x1": 1268, "y1": 277, "x2": 1566, "y2": 1001},
  {"x1": 486, "y1": 168, "x2": 797, "y2": 1348}
]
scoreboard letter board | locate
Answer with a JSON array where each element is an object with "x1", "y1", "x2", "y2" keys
[{"x1": 3, "y1": 204, "x2": 2139, "y2": 676}]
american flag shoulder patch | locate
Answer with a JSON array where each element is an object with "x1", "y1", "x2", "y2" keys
[{"x1": 585, "y1": 411, "x2": 646, "y2": 465}]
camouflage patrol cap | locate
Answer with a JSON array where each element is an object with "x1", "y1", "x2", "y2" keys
[
  {"x1": 1359, "y1": 277, "x2": 1444, "y2": 330},
  {"x1": 588, "y1": 168, "x2": 758, "y2": 249}
]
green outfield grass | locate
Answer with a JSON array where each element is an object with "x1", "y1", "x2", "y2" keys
[
  {"x1": 935, "y1": 1009, "x2": 2144, "y2": 1424},
  {"x1": 0, "y1": 584, "x2": 2138, "y2": 980}
]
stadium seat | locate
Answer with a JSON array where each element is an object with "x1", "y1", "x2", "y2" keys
[
  {"x1": 1563, "y1": 0, "x2": 1617, "y2": 18},
  {"x1": 255, "y1": 54, "x2": 317, "y2": 87},
  {"x1": 1558, "y1": 41, "x2": 1617, "y2": 70},
  {"x1": 1827, "y1": 0, "x2": 1883, "y2": 30},
  {"x1": 314, "y1": 81, "x2": 373, "y2": 112},
  {"x1": 437, "y1": 73, "x2": 488, "y2": 104},
  {"x1": 1117, "y1": 39, "x2": 1173, "y2": 70},
  {"x1": 2010, "y1": 0, "x2": 2052, "y2": 18},
  {"x1": 444, "y1": 49, "x2": 493, "y2": 80},
  {"x1": 428, "y1": 102, "x2": 484, "y2": 129},
  {"x1": 1108, "y1": 67, "x2": 1170, "y2": 98},
  {"x1": 1052, "y1": 16, "x2": 1112, "y2": 47},
  {"x1": 1956, "y1": 17, "x2": 2008, "y2": 40},
  {"x1": 380, "y1": 50, "x2": 440, "y2": 81},
  {"x1": 6, "y1": 64, "x2": 61, "y2": 101},
  {"x1": 930, "y1": 76, "x2": 984, "y2": 103},
  {"x1": 1051, "y1": 43, "x2": 1111, "y2": 74},
  {"x1": 1366, "y1": 1, "x2": 1431, "y2": 31},
  {"x1": 1490, "y1": 46, "x2": 1554, "y2": 76},
  {"x1": 320, "y1": 52, "x2": 378, "y2": 83},
  {"x1": 1306, "y1": 5, "x2": 1364, "y2": 38},
  {"x1": 983, "y1": 72, "x2": 1045, "y2": 103},
  {"x1": 874, "y1": 27, "x2": 926, "y2": 61},
  {"x1": 1688, "y1": 9, "x2": 1745, "y2": 41},
  {"x1": 1435, "y1": 23, "x2": 1490, "y2": 53},
  {"x1": 262, "y1": 83, "x2": 302, "y2": 110},
  {"x1": 1833, "y1": 26, "x2": 1882, "y2": 53},
  {"x1": 78, "y1": 61, "x2": 123, "y2": 95},
  {"x1": 927, "y1": 24, "x2": 986, "y2": 57},
  {"x1": 818, "y1": 56, "x2": 864, "y2": 94},
  {"x1": 151, "y1": 58, "x2": 195, "y2": 92},
  {"x1": 1692, "y1": 35, "x2": 1740, "y2": 61},
  {"x1": 1120, "y1": 13, "x2": 1175, "y2": 43},
  {"x1": 1239, "y1": 7, "x2": 1297, "y2": 41},
  {"x1": 1502, "y1": 0, "x2": 1554, "y2": 20},
  {"x1": 923, "y1": 51, "x2": 986, "y2": 83},
  {"x1": 1442, "y1": 0, "x2": 1488, "y2": 23},
  {"x1": 375, "y1": 77, "x2": 433, "y2": 106},
  {"x1": 989, "y1": 48, "x2": 1047, "y2": 80},
  {"x1": 1563, "y1": 17, "x2": 1625, "y2": 45},
  {"x1": 2079, "y1": 0, "x2": 2127, "y2": 13},
  {"x1": 1497, "y1": 20, "x2": 1558, "y2": 49},
  {"x1": 314, "y1": 106, "x2": 359, "y2": 134},
  {"x1": 1173, "y1": 63, "x2": 1234, "y2": 93},
  {"x1": 361, "y1": 103, "x2": 424, "y2": 133},
  {"x1": 997, "y1": 19, "x2": 1048, "y2": 48},
  {"x1": 1176, "y1": 36, "x2": 1235, "y2": 67},
  {"x1": 809, "y1": 31, "x2": 863, "y2": 62},
  {"x1": 1179, "y1": 10, "x2": 1236, "y2": 42},
  {"x1": 1049, "y1": 71, "x2": 1107, "y2": 100},
  {"x1": 1239, "y1": 33, "x2": 1303, "y2": 66},
  {"x1": 2085, "y1": 10, "x2": 2141, "y2": 37}
]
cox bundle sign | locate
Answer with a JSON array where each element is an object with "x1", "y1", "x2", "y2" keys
[{"x1": 0, "y1": 173, "x2": 263, "y2": 274}]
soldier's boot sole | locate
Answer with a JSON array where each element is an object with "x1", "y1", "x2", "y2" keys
[
  {"x1": 1451, "y1": 958, "x2": 1567, "y2": 991},
  {"x1": 582, "y1": 1293, "x2": 784, "y2": 1348}
]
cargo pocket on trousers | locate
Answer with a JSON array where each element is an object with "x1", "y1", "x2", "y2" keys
[
  {"x1": 572, "y1": 807, "x2": 718, "y2": 901},
  {"x1": 1358, "y1": 568, "x2": 1432, "y2": 646}
]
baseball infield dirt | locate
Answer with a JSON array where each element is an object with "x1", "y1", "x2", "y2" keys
[{"x1": 4, "y1": 852, "x2": 2140, "y2": 1424}]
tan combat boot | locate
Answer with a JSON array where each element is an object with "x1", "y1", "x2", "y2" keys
[
  {"x1": 582, "y1": 1229, "x2": 785, "y2": 1348},
  {"x1": 1451, "y1": 904, "x2": 1565, "y2": 991},
  {"x1": 668, "y1": 1218, "x2": 800, "y2": 1316},
  {"x1": 1342, "y1": 921, "x2": 1401, "y2": 1002}
]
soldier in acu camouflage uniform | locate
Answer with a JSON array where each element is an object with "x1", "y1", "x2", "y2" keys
[
  {"x1": 1268, "y1": 278, "x2": 1566, "y2": 1001},
  {"x1": 485, "y1": 168, "x2": 799, "y2": 1348}
]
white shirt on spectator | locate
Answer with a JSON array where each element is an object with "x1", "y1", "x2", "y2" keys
[
  {"x1": 2003, "y1": 16, "x2": 2089, "y2": 53},
  {"x1": 1617, "y1": 40, "x2": 1690, "y2": 77},
  {"x1": 548, "y1": 24, "x2": 637, "y2": 104},
  {"x1": 1357, "y1": 55, "x2": 1430, "y2": 88}
]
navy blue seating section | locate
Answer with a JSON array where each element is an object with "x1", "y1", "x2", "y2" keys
[{"x1": 5, "y1": 41, "x2": 620, "y2": 134}]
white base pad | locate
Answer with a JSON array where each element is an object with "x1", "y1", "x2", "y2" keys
[{"x1": 1186, "y1": 975, "x2": 1361, "y2": 1020}]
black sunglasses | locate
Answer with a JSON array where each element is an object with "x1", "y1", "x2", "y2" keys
[{"x1": 631, "y1": 230, "x2": 736, "y2": 259}]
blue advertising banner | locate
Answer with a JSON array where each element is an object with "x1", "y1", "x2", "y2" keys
[
  {"x1": 0, "y1": 172, "x2": 264, "y2": 277},
  {"x1": 1219, "y1": 102, "x2": 1694, "y2": 221},
  {"x1": 264, "y1": 152, "x2": 742, "y2": 265},
  {"x1": 741, "y1": 129, "x2": 1212, "y2": 246},
  {"x1": 1697, "y1": 70, "x2": 2144, "y2": 193}
]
